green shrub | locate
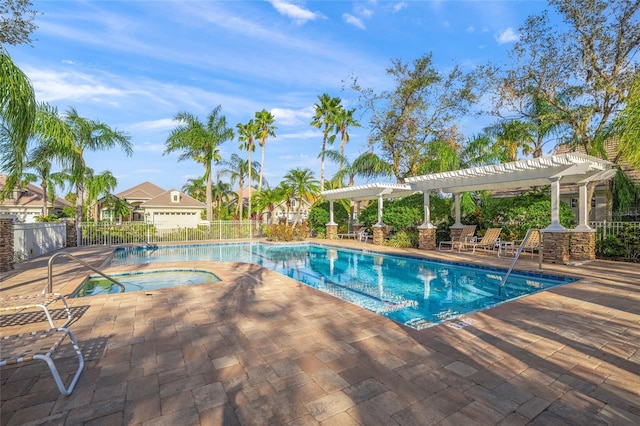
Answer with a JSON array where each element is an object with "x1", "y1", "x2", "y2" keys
[
  {"x1": 309, "y1": 201, "x2": 349, "y2": 235},
  {"x1": 264, "y1": 222, "x2": 309, "y2": 242},
  {"x1": 386, "y1": 229, "x2": 419, "y2": 248}
]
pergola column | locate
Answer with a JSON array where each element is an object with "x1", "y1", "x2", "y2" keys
[
  {"x1": 574, "y1": 183, "x2": 591, "y2": 231},
  {"x1": 546, "y1": 177, "x2": 565, "y2": 232},
  {"x1": 453, "y1": 193, "x2": 462, "y2": 227},
  {"x1": 418, "y1": 191, "x2": 436, "y2": 250},
  {"x1": 372, "y1": 193, "x2": 386, "y2": 245}
]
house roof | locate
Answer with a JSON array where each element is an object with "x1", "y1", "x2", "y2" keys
[
  {"x1": 141, "y1": 189, "x2": 205, "y2": 208},
  {"x1": 0, "y1": 174, "x2": 72, "y2": 209},
  {"x1": 116, "y1": 181, "x2": 166, "y2": 201}
]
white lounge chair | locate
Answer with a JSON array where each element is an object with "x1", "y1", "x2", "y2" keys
[
  {"x1": 1, "y1": 328, "x2": 85, "y2": 395},
  {"x1": 439, "y1": 225, "x2": 477, "y2": 251},
  {"x1": 463, "y1": 228, "x2": 502, "y2": 253}
]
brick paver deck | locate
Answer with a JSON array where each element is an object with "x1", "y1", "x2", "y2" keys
[{"x1": 1, "y1": 240, "x2": 639, "y2": 425}]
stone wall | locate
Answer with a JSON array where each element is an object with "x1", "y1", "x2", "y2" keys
[{"x1": 0, "y1": 218, "x2": 14, "y2": 272}]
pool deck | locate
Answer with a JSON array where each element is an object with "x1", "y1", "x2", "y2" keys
[{"x1": 1, "y1": 240, "x2": 639, "y2": 425}]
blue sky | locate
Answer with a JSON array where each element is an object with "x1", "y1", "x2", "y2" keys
[{"x1": 7, "y1": 0, "x2": 552, "y2": 195}]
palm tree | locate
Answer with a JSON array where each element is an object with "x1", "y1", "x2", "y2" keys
[
  {"x1": 24, "y1": 146, "x2": 68, "y2": 217},
  {"x1": 85, "y1": 169, "x2": 118, "y2": 221},
  {"x1": 182, "y1": 176, "x2": 206, "y2": 202},
  {"x1": 325, "y1": 150, "x2": 393, "y2": 187},
  {"x1": 236, "y1": 119, "x2": 258, "y2": 222},
  {"x1": 0, "y1": 48, "x2": 36, "y2": 200},
  {"x1": 281, "y1": 167, "x2": 320, "y2": 225},
  {"x1": 218, "y1": 154, "x2": 260, "y2": 220},
  {"x1": 254, "y1": 109, "x2": 277, "y2": 192},
  {"x1": 333, "y1": 106, "x2": 360, "y2": 172},
  {"x1": 164, "y1": 105, "x2": 234, "y2": 222},
  {"x1": 310, "y1": 93, "x2": 341, "y2": 191},
  {"x1": 485, "y1": 119, "x2": 534, "y2": 162},
  {"x1": 211, "y1": 180, "x2": 236, "y2": 219},
  {"x1": 253, "y1": 187, "x2": 282, "y2": 224},
  {"x1": 34, "y1": 104, "x2": 132, "y2": 244}
]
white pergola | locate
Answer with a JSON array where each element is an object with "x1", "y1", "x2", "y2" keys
[
  {"x1": 321, "y1": 182, "x2": 417, "y2": 227},
  {"x1": 322, "y1": 153, "x2": 616, "y2": 232}
]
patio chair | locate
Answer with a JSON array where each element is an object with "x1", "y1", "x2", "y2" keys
[
  {"x1": 520, "y1": 229, "x2": 541, "y2": 257},
  {"x1": 1, "y1": 292, "x2": 73, "y2": 329},
  {"x1": 438, "y1": 225, "x2": 477, "y2": 251},
  {"x1": 358, "y1": 228, "x2": 371, "y2": 243},
  {"x1": 0, "y1": 328, "x2": 84, "y2": 396},
  {"x1": 463, "y1": 228, "x2": 502, "y2": 253},
  {"x1": 338, "y1": 230, "x2": 358, "y2": 239}
]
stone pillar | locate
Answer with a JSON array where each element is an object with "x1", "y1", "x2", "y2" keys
[
  {"x1": 0, "y1": 218, "x2": 14, "y2": 272},
  {"x1": 542, "y1": 231, "x2": 570, "y2": 264},
  {"x1": 326, "y1": 223, "x2": 338, "y2": 240},
  {"x1": 372, "y1": 225, "x2": 386, "y2": 245},
  {"x1": 570, "y1": 230, "x2": 596, "y2": 261},
  {"x1": 418, "y1": 227, "x2": 437, "y2": 250},
  {"x1": 66, "y1": 220, "x2": 77, "y2": 247}
]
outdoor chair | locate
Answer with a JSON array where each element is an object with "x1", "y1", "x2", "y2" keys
[
  {"x1": 462, "y1": 228, "x2": 502, "y2": 253},
  {"x1": 0, "y1": 328, "x2": 84, "y2": 396},
  {"x1": 438, "y1": 225, "x2": 477, "y2": 251},
  {"x1": 519, "y1": 229, "x2": 541, "y2": 257},
  {"x1": 1, "y1": 291, "x2": 73, "y2": 329},
  {"x1": 338, "y1": 230, "x2": 358, "y2": 239},
  {"x1": 358, "y1": 228, "x2": 371, "y2": 243}
]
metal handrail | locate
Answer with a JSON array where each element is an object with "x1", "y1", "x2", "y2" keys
[
  {"x1": 499, "y1": 229, "x2": 542, "y2": 295},
  {"x1": 47, "y1": 251, "x2": 126, "y2": 294}
]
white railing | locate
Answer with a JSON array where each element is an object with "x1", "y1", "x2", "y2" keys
[
  {"x1": 13, "y1": 222, "x2": 67, "y2": 262},
  {"x1": 590, "y1": 221, "x2": 640, "y2": 240},
  {"x1": 79, "y1": 221, "x2": 265, "y2": 246}
]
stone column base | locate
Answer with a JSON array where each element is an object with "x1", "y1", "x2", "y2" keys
[
  {"x1": 542, "y1": 231, "x2": 570, "y2": 264},
  {"x1": 570, "y1": 230, "x2": 596, "y2": 261},
  {"x1": 325, "y1": 224, "x2": 338, "y2": 240},
  {"x1": 372, "y1": 225, "x2": 386, "y2": 245},
  {"x1": 418, "y1": 227, "x2": 437, "y2": 250}
]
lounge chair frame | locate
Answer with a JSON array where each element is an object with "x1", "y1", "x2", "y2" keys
[
  {"x1": 1, "y1": 293, "x2": 73, "y2": 328},
  {"x1": 439, "y1": 225, "x2": 477, "y2": 251},
  {"x1": 0, "y1": 328, "x2": 84, "y2": 396},
  {"x1": 462, "y1": 228, "x2": 502, "y2": 253}
]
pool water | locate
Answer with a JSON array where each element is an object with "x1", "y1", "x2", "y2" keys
[
  {"x1": 73, "y1": 269, "x2": 220, "y2": 297},
  {"x1": 108, "y1": 242, "x2": 576, "y2": 329}
]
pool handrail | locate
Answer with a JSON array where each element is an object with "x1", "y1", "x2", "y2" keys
[
  {"x1": 47, "y1": 251, "x2": 126, "y2": 294},
  {"x1": 499, "y1": 229, "x2": 542, "y2": 295}
]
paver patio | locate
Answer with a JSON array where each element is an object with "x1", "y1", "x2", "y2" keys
[{"x1": 1, "y1": 240, "x2": 639, "y2": 425}]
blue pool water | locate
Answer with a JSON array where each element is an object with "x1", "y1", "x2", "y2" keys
[
  {"x1": 73, "y1": 269, "x2": 220, "y2": 297},
  {"x1": 108, "y1": 242, "x2": 576, "y2": 329}
]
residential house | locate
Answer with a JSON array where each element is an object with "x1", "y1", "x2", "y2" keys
[
  {"x1": 0, "y1": 174, "x2": 72, "y2": 223},
  {"x1": 91, "y1": 181, "x2": 205, "y2": 228}
]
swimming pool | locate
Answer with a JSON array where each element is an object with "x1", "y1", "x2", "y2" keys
[{"x1": 109, "y1": 242, "x2": 577, "y2": 329}]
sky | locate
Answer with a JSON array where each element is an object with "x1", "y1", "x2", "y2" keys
[{"x1": 6, "y1": 0, "x2": 554, "y2": 195}]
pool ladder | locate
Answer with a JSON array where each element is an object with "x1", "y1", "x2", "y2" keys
[
  {"x1": 498, "y1": 229, "x2": 542, "y2": 296},
  {"x1": 48, "y1": 251, "x2": 126, "y2": 293}
]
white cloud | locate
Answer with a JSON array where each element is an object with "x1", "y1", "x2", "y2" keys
[
  {"x1": 134, "y1": 142, "x2": 166, "y2": 153},
  {"x1": 343, "y1": 13, "x2": 366, "y2": 30},
  {"x1": 272, "y1": 106, "x2": 314, "y2": 126},
  {"x1": 129, "y1": 118, "x2": 178, "y2": 132},
  {"x1": 267, "y1": 0, "x2": 321, "y2": 25},
  {"x1": 393, "y1": 2, "x2": 407, "y2": 13},
  {"x1": 495, "y1": 27, "x2": 519, "y2": 44}
]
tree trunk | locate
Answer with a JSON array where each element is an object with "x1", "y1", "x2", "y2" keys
[
  {"x1": 75, "y1": 182, "x2": 83, "y2": 246},
  {"x1": 205, "y1": 166, "x2": 213, "y2": 222},
  {"x1": 259, "y1": 145, "x2": 265, "y2": 191}
]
